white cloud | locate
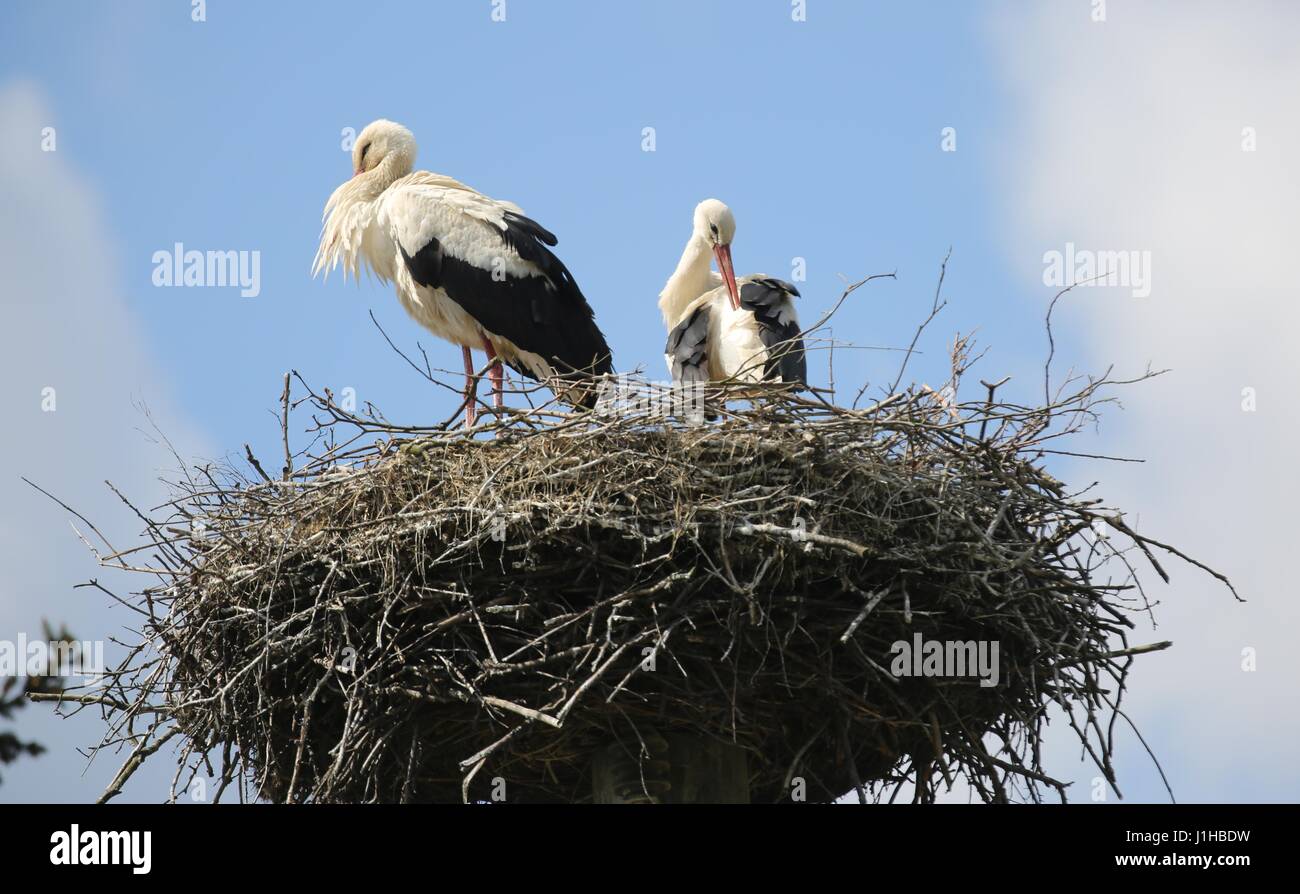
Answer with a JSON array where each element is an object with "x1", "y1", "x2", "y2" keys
[
  {"x1": 988, "y1": 2, "x2": 1300, "y2": 800},
  {"x1": 0, "y1": 81, "x2": 211, "y2": 802}
]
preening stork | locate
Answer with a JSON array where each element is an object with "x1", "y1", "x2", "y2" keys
[
  {"x1": 658, "y1": 199, "x2": 806, "y2": 390},
  {"x1": 313, "y1": 119, "x2": 614, "y2": 426}
]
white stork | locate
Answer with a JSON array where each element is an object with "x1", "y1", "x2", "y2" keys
[
  {"x1": 313, "y1": 119, "x2": 614, "y2": 426},
  {"x1": 658, "y1": 199, "x2": 805, "y2": 390}
]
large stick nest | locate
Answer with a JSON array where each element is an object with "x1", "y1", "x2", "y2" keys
[
  {"x1": 67, "y1": 352, "x2": 1235, "y2": 804},
  {"x1": 48, "y1": 273, "x2": 1238, "y2": 804}
]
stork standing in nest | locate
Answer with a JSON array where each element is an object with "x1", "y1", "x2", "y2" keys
[
  {"x1": 658, "y1": 199, "x2": 806, "y2": 390},
  {"x1": 313, "y1": 119, "x2": 614, "y2": 427}
]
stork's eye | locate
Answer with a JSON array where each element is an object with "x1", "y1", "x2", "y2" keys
[
  {"x1": 359, "y1": 142, "x2": 371, "y2": 163},
  {"x1": 710, "y1": 223, "x2": 719, "y2": 236}
]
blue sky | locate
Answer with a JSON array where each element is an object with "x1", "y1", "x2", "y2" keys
[
  {"x1": 5, "y1": 0, "x2": 1041, "y2": 421},
  {"x1": 2, "y1": 1, "x2": 1295, "y2": 803}
]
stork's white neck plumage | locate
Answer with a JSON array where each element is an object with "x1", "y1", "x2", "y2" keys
[
  {"x1": 313, "y1": 157, "x2": 411, "y2": 281},
  {"x1": 657, "y1": 233, "x2": 719, "y2": 328},
  {"x1": 359, "y1": 150, "x2": 414, "y2": 198}
]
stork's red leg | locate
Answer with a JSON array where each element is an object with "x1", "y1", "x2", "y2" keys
[
  {"x1": 483, "y1": 341, "x2": 504, "y2": 409},
  {"x1": 461, "y1": 345, "x2": 478, "y2": 428}
]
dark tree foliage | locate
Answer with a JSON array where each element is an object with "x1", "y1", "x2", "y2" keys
[{"x1": 0, "y1": 622, "x2": 73, "y2": 786}]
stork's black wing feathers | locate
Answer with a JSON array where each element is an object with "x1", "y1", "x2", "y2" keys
[
  {"x1": 741, "y1": 277, "x2": 801, "y2": 306},
  {"x1": 400, "y1": 218, "x2": 614, "y2": 406},
  {"x1": 739, "y1": 278, "x2": 806, "y2": 386},
  {"x1": 501, "y1": 211, "x2": 558, "y2": 247},
  {"x1": 664, "y1": 303, "x2": 711, "y2": 387}
]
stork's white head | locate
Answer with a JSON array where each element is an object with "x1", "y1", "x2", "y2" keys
[
  {"x1": 693, "y1": 199, "x2": 740, "y2": 311},
  {"x1": 352, "y1": 119, "x2": 417, "y2": 179},
  {"x1": 693, "y1": 198, "x2": 737, "y2": 247}
]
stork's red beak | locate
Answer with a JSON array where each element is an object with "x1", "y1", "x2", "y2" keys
[
  {"x1": 714, "y1": 243, "x2": 740, "y2": 311},
  {"x1": 352, "y1": 168, "x2": 363, "y2": 178}
]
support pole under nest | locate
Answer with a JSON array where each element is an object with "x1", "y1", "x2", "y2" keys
[{"x1": 592, "y1": 733, "x2": 749, "y2": 804}]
